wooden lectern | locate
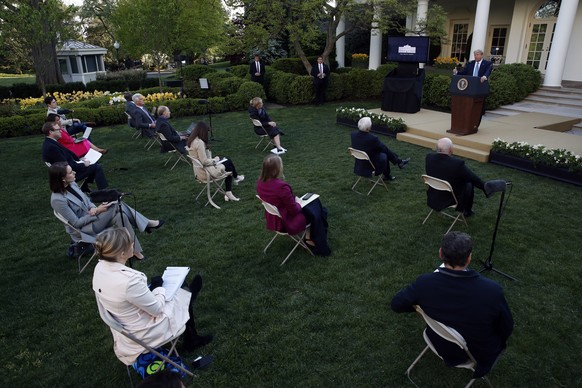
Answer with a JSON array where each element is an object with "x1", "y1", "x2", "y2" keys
[{"x1": 448, "y1": 75, "x2": 490, "y2": 136}]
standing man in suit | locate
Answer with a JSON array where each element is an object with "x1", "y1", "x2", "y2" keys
[
  {"x1": 391, "y1": 231, "x2": 513, "y2": 378},
  {"x1": 42, "y1": 121, "x2": 108, "y2": 191},
  {"x1": 250, "y1": 54, "x2": 266, "y2": 85},
  {"x1": 311, "y1": 56, "x2": 330, "y2": 105},
  {"x1": 457, "y1": 49, "x2": 492, "y2": 83},
  {"x1": 351, "y1": 117, "x2": 410, "y2": 181},
  {"x1": 131, "y1": 93, "x2": 156, "y2": 138},
  {"x1": 425, "y1": 137, "x2": 485, "y2": 217}
]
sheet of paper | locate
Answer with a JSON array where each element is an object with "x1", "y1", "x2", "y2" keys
[
  {"x1": 296, "y1": 193, "x2": 320, "y2": 208},
  {"x1": 161, "y1": 266, "x2": 190, "y2": 301},
  {"x1": 83, "y1": 148, "x2": 102, "y2": 164}
]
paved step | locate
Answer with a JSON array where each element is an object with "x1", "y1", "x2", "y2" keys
[
  {"x1": 397, "y1": 132, "x2": 490, "y2": 162},
  {"x1": 524, "y1": 96, "x2": 582, "y2": 108}
]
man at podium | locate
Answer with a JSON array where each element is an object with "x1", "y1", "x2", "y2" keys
[{"x1": 456, "y1": 49, "x2": 492, "y2": 83}]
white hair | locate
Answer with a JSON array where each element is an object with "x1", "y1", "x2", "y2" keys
[{"x1": 357, "y1": 117, "x2": 372, "y2": 132}]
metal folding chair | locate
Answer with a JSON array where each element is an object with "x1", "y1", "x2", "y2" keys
[
  {"x1": 188, "y1": 155, "x2": 231, "y2": 210},
  {"x1": 348, "y1": 147, "x2": 389, "y2": 196},
  {"x1": 421, "y1": 174, "x2": 468, "y2": 234},
  {"x1": 250, "y1": 118, "x2": 275, "y2": 151},
  {"x1": 53, "y1": 210, "x2": 97, "y2": 274},
  {"x1": 158, "y1": 133, "x2": 191, "y2": 170}
]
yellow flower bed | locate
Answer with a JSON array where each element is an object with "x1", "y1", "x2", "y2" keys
[
  {"x1": 16, "y1": 90, "x2": 113, "y2": 109},
  {"x1": 352, "y1": 53, "x2": 369, "y2": 61},
  {"x1": 143, "y1": 92, "x2": 178, "y2": 103},
  {"x1": 433, "y1": 57, "x2": 460, "y2": 69}
]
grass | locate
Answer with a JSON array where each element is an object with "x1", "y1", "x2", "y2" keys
[
  {"x1": 1, "y1": 101, "x2": 581, "y2": 387},
  {"x1": 0, "y1": 73, "x2": 36, "y2": 87}
]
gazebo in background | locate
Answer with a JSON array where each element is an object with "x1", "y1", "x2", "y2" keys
[{"x1": 57, "y1": 40, "x2": 107, "y2": 84}]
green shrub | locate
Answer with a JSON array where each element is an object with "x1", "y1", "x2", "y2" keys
[
  {"x1": 228, "y1": 65, "x2": 250, "y2": 79},
  {"x1": 424, "y1": 74, "x2": 451, "y2": 109},
  {"x1": 493, "y1": 63, "x2": 541, "y2": 100},
  {"x1": 97, "y1": 69, "x2": 147, "y2": 82},
  {"x1": 4, "y1": 83, "x2": 41, "y2": 99},
  {"x1": 75, "y1": 96, "x2": 112, "y2": 109},
  {"x1": 267, "y1": 70, "x2": 296, "y2": 104},
  {"x1": 46, "y1": 82, "x2": 86, "y2": 94},
  {"x1": 375, "y1": 63, "x2": 398, "y2": 77},
  {"x1": 334, "y1": 67, "x2": 352, "y2": 74},
  {"x1": 214, "y1": 77, "x2": 245, "y2": 96},
  {"x1": 486, "y1": 70, "x2": 519, "y2": 110},
  {"x1": 179, "y1": 65, "x2": 217, "y2": 82},
  {"x1": 235, "y1": 81, "x2": 266, "y2": 109},
  {"x1": 287, "y1": 76, "x2": 314, "y2": 105},
  {"x1": 326, "y1": 73, "x2": 344, "y2": 102},
  {"x1": 271, "y1": 58, "x2": 313, "y2": 75},
  {"x1": 0, "y1": 112, "x2": 45, "y2": 137},
  {"x1": 95, "y1": 106, "x2": 126, "y2": 126},
  {"x1": 343, "y1": 69, "x2": 375, "y2": 100}
]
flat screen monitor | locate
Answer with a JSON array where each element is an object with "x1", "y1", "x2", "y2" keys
[{"x1": 387, "y1": 36, "x2": 430, "y2": 63}]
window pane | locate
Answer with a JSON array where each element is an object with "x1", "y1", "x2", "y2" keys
[{"x1": 70, "y1": 57, "x2": 79, "y2": 73}]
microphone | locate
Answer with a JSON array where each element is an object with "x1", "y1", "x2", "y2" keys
[
  {"x1": 484, "y1": 180, "x2": 507, "y2": 198},
  {"x1": 89, "y1": 189, "x2": 132, "y2": 203}
]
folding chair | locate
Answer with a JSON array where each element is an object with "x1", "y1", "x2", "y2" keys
[
  {"x1": 95, "y1": 297, "x2": 193, "y2": 386},
  {"x1": 347, "y1": 147, "x2": 389, "y2": 196},
  {"x1": 53, "y1": 210, "x2": 97, "y2": 274},
  {"x1": 144, "y1": 132, "x2": 162, "y2": 151},
  {"x1": 421, "y1": 174, "x2": 468, "y2": 234},
  {"x1": 125, "y1": 112, "x2": 141, "y2": 140},
  {"x1": 256, "y1": 195, "x2": 314, "y2": 266},
  {"x1": 250, "y1": 118, "x2": 274, "y2": 151},
  {"x1": 406, "y1": 305, "x2": 493, "y2": 388},
  {"x1": 188, "y1": 155, "x2": 231, "y2": 210},
  {"x1": 158, "y1": 133, "x2": 191, "y2": 170}
]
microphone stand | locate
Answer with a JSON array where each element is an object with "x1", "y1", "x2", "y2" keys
[
  {"x1": 115, "y1": 193, "x2": 133, "y2": 269},
  {"x1": 206, "y1": 102, "x2": 219, "y2": 142},
  {"x1": 479, "y1": 186, "x2": 517, "y2": 281}
]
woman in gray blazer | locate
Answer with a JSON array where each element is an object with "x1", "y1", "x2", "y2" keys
[{"x1": 49, "y1": 162, "x2": 164, "y2": 260}]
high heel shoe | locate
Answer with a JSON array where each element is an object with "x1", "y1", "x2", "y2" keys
[
  {"x1": 234, "y1": 175, "x2": 245, "y2": 185},
  {"x1": 145, "y1": 219, "x2": 165, "y2": 233},
  {"x1": 224, "y1": 191, "x2": 240, "y2": 202}
]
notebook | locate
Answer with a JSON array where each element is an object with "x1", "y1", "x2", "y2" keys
[
  {"x1": 161, "y1": 266, "x2": 191, "y2": 301},
  {"x1": 296, "y1": 192, "x2": 320, "y2": 208}
]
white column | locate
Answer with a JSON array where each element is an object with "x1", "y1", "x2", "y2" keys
[
  {"x1": 415, "y1": 0, "x2": 429, "y2": 32},
  {"x1": 368, "y1": 8, "x2": 382, "y2": 70},
  {"x1": 335, "y1": 15, "x2": 346, "y2": 68},
  {"x1": 469, "y1": 0, "x2": 491, "y2": 60},
  {"x1": 543, "y1": 0, "x2": 580, "y2": 87}
]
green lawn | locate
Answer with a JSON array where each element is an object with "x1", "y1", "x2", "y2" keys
[
  {"x1": 1, "y1": 102, "x2": 581, "y2": 387},
  {"x1": 0, "y1": 74, "x2": 36, "y2": 87}
]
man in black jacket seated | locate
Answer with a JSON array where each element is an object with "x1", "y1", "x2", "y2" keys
[
  {"x1": 41, "y1": 121, "x2": 108, "y2": 191},
  {"x1": 391, "y1": 231, "x2": 513, "y2": 378},
  {"x1": 425, "y1": 137, "x2": 485, "y2": 217},
  {"x1": 155, "y1": 106, "x2": 187, "y2": 154},
  {"x1": 350, "y1": 117, "x2": 410, "y2": 181}
]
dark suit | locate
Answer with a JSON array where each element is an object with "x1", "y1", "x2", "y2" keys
[
  {"x1": 391, "y1": 267, "x2": 513, "y2": 378},
  {"x1": 42, "y1": 138, "x2": 108, "y2": 189},
  {"x1": 310, "y1": 62, "x2": 330, "y2": 105},
  {"x1": 425, "y1": 152, "x2": 484, "y2": 213},
  {"x1": 125, "y1": 101, "x2": 137, "y2": 128},
  {"x1": 351, "y1": 131, "x2": 400, "y2": 177},
  {"x1": 250, "y1": 60, "x2": 266, "y2": 84},
  {"x1": 155, "y1": 116, "x2": 186, "y2": 154},
  {"x1": 131, "y1": 105, "x2": 156, "y2": 138},
  {"x1": 458, "y1": 59, "x2": 492, "y2": 79},
  {"x1": 248, "y1": 106, "x2": 282, "y2": 138}
]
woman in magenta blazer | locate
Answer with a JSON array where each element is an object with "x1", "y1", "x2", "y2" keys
[{"x1": 256, "y1": 154, "x2": 331, "y2": 256}]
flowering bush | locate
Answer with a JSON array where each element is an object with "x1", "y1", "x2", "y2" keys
[
  {"x1": 108, "y1": 93, "x2": 127, "y2": 105},
  {"x1": 433, "y1": 57, "x2": 460, "y2": 69},
  {"x1": 351, "y1": 53, "x2": 369, "y2": 61},
  {"x1": 491, "y1": 138, "x2": 582, "y2": 172},
  {"x1": 143, "y1": 92, "x2": 178, "y2": 103},
  {"x1": 16, "y1": 90, "x2": 113, "y2": 109},
  {"x1": 336, "y1": 107, "x2": 406, "y2": 133}
]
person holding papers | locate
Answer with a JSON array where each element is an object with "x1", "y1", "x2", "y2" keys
[
  {"x1": 42, "y1": 121, "x2": 108, "y2": 191},
  {"x1": 187, "y1": 121, "x2": 244, "y2": 202},
  {"x1": 256, "y1": 154, "x2": 331, "y2": 256},
  {"x1": 92, "y1": 227, "x2": 213, "y2": 366},
  {"x1": 49, "y1": 162, "x2": 164, "y2": 260},
  {"x1": 46, "y1": 114, "x2": 107, "y2": 157}
]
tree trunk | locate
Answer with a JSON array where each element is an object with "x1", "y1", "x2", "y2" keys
[{"x1": 32, "y1": 40, "x2": 65, "y2": 95}]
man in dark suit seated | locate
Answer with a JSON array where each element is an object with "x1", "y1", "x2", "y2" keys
[
  {"x1": 350, "y1": 117, "x2": 410, "y2": 181},
  {"x1": 426, "y1": 137, "x2": 485, "y2": 217},
  {"x1": 155, "y1": 106, "x2": 187, "y2": 154},
  {"x1": 124, "y1": 92, "x2": 137, "y2": 128},
  {"x1": 41, "y1": 121, "x2": 108, "y2": 191},
  {"x1": 391, "y1": 231, "x2": 514, "y2": 378},
  {"x1": 457, "y1": 49, "x2": 493, "y2": 83},
  {"x1": 130, "y1": 93, "x2": 156, "y2": 138}
]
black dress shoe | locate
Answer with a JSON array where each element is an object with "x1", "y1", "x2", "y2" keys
[
  {"x1": 382, "y1": 175, "x2": 396, "y2": 181},
  {"x1": 463, "y1": 210, "x2": 475, "y2": 217},
  {"x1": 398, "y1": 157, "x2": 411, "y2": 169},
  {"x1": 192, "y1": 355, "x2": 214, "y2": 370},
  {"x1": 145, "y1": 219, "x2": 165, "y2": 234}
]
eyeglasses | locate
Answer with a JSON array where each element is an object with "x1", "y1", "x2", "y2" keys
[{"x1": 50, "y1": 128, "x2": 61, "y2": 132}]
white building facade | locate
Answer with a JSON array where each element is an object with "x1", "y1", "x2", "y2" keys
[
  {"x1": 56, "y1": 40, "x2": 107, "y2": 85},
  {"x1": 338, "y1": 0, "x2": 582, "y2": 86}
]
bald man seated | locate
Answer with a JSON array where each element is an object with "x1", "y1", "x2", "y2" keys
[{"x1": 425, "y1": 137, "x2": 486, "y2": 217}]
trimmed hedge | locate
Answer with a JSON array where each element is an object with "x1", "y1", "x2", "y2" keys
[
  {"x1": 178, "y1": 65, "x2": 217, "y2": 81},
  {"x1": 228, "y1": 65, "x2": 250, "y2": 79}
]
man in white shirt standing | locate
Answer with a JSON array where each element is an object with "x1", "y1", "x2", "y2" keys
[{"x1": 310, "y1": 56, "x2": 330, "y2": 106}]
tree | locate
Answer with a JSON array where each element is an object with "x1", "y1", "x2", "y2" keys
[
  {"x1": 0, "y1": 0, "x2": 77, "y2": 92},
  {"x1": 112, "y1": 0, "x2": 226, "y2": 86},
  {"x1": 78, "y1": 0, "x2": 118, "y2": 66}
]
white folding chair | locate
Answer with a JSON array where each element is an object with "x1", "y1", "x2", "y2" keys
[
  {"x1": 188, "y1": 155, "x2": 231, "y2": 210},
  {"x1": 406, "y1": 305, "x2": 493, "y2": 388},
  {"x1": 256, "y1": 195, "x2": 314, "y2": 266},
  {"x1": 95, "y1": 297, "x2": 193, "y2": 386},
  {"x1": 348, "y1": 147, "x2": 389, "y2": 196},
  {"x1": 125, "y1": 112, "x2": 141, "y2": 140},
  {"x1": 421, "y1": 174, "x2": 468, "y2": 234},
  {"x1": 144, "y1": 131, "x2": 162, "y2": 150},
  {"x1": 250, "y1": 118, "x2": 274, "y2": 151},
  {"x1": 53, "y1": 210, "x2": 97, "y2": 274},
  {"x1": 158, "y1": 133, "x2": 191, "y2": 170}
]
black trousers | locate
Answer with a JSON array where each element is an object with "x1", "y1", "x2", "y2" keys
[{"x1": 222, "y1": 158, "x2": 238, "y2": 191}]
